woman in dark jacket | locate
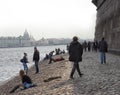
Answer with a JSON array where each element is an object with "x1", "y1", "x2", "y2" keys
[
  {"x1": 69, "y1": 36, "x2": 83, "y2": 79},
  {"x1": 10, "y1": 70, "x2": 35, "y2": 93}
]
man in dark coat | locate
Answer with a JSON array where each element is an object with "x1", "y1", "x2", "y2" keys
[
  {"x1": 99, "y1": 37, "x2": 108, "y2": 64},
  {"x1": 33, "y1": 47, "x2": 40, "y2": 73},
  {"x1": 69, "y1": 36, "x2": 83, "y2": 79}
]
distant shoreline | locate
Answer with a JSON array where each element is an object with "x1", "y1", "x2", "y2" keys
[{"x1": 0, "y1": 44, "x2": 67, "y2": 49}]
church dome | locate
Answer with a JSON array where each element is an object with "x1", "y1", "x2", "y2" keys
[{"x1": 23, "y1": 29, "x2": 30, "y2": 39}]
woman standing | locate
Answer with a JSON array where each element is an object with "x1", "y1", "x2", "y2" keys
[{"x1": 20, "y1": 53, "x2": 29, "y2": 74}]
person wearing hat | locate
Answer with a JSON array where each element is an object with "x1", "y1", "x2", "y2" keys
[{"x1": 69, "y1": 36, "x2": 83, "y2": 79}]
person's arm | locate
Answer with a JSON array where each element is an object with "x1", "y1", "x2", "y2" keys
[
  {"x1": 68, "y1": 44, "x2": 71, "y2": 54},
  {"x1": 38, "y1": 51, "x2": 40, "y2": 61},
  {"x1": 105, "y1": 41, "x2": 108, "y2": 52},
  {"x1": 33, "y1": 52, "x2": 35, "y2": 61},
  {"x1": 26, "y1": 57, "x2": 29, "y2": 63},
  {"x1": 80, "y1": 44, "x2": 83, "y2": 55}
]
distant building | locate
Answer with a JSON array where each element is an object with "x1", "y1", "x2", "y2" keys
[
  {"x1": 36, "y1": 38, "x2": 72, "y2": 46},
  {"x1": 0, "y1": 30, "x2": 35, "y2": 48},
  {"x1": 36, "y1": 37, "x2": 49, "y2": 46},
  {"x1": 0, "y1": 30, "x2": 73, "y2": 48}
]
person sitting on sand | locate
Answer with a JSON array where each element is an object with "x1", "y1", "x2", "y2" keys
[
  {"x1": 43, "y1": 54, "x2": 49, "y2": 60},
  {"x1": 10, "y1": 70, "x2": 36, "y2": 93},
  {"x1": 48, "y1": 56, "x2": 65, "y2": 64}
]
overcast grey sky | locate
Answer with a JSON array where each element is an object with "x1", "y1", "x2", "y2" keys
[{"x1": 0, "y1": 0, "x2": 97, "y2": 40}]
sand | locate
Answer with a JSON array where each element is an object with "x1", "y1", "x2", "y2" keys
[{"x1": 0, "y1": 54, "x2": 74, "y2": 95}]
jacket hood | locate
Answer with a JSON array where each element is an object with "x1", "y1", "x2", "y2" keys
[{"x1": 71, "y1": 41, "x2": 79, "y2": 45}]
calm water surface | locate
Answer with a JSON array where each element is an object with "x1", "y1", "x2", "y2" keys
[{"x1": 0, "y1": 45, "x2": 66, "y2": 84}]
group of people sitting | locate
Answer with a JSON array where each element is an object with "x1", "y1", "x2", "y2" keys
[
  {"x1": 49, "y1": 56, "x2": 65, "y2": 64},
  {"x1": 55, "y1": 48, "x2": 65, "y2": 55},
  {"x1": 43, "y1": 48, "x2": 65, "y2": 64}
]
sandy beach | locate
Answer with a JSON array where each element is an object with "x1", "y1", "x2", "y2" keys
[
  {"x1": 0, "y1": 54, "x2": 73, "y2": 95},
  {"x1": 1, "y1": 52, "x2": 120, "y2": 95}
]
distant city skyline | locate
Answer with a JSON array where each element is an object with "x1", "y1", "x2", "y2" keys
[
  {"x1": 0, "y1": 31, "x2": 73, "y2": 48},
  {"x1": 0, "y1": 0, "x2": 96, "y2": 40}
]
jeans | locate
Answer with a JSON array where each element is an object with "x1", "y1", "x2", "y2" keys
[
  {"x1": 70, "y1": 62, "x2": 81, "y2": 77},
  {"x1": 35, "y1": 61, "x2": 39, "y2": 73},
  {"x1": 23, "y1": 82, "x2": 32, "y2": 89},
  {"x1": 100, "y1": 52, "x2": 106, "y2": 64},
  {"x1": 22, "y1": 62, "x2": 28, "y2": 74}
]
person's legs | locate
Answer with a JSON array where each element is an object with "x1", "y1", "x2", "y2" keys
[
  {"x1": 9, "y1": 84, "x2": 23, "y2": 93},
  {"x1": 23, "y1": 82, "x2": 33, "y2": 89},
  {"x1": 23, "y1": 62, "x2": 28, "y2": 74},
  {"x1": 35, "y1": 61, "x2": 39, "y2": 73},
  {"x1": 100, "y1": 52, "x2": 103, "y2": 64},
  {"x1": 103, "y1": 53, "x2": 106, "y2": 63},
  {"x1": 48, "y1": 57, "x2": 55, "y2": 64},
  {"x1": 76, "y1": 62, "x2": 83, "y2": 77},
  {"x1": 9, "y1": 85, "x2": 19, "y2": 93},
  {"x1": 70, "y1": 62, "x2": 76, "y2": 79},
  {"x1": 85, "y1": 47, "x2": 86, "y2": 52}
]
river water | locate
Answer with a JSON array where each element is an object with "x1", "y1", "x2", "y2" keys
[{"x1": 0, "y1": 45, "x2": 67, "y2": 84}]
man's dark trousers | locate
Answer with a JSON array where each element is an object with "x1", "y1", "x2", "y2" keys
[{"x1": 70, "y1": 62, "x2": 81, "y2": 77}]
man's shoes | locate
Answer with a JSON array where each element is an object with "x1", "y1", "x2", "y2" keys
[
  {"x1": 35, "y1": 72, "x2": 39, "y2": 74},
  {"x1": 9, "y1": 90, "x2": 14, "y2": 93},
  {"x1": 70, "y1": 76, "x2": 74, "y2": 79},
  {"x1": 79, "y1": 73, "x2": 83, "y2": 77}
]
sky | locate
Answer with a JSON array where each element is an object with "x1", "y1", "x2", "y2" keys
[{"x1": 0, "y1": 0, "x2": 97, "y2": 40}]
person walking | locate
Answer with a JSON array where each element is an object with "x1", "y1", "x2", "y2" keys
[
  {"x1": 83, "y1": 40, "x2": 87, "y2": 52},
  {"x1": 87, "y1": 41, "x2": 91, "y2": 52},
  {"x1": 99, "y1": 37, "x2": 108, "y2": 64},
  {"x1": 69, "y1": 36, "x2": 83, "y2": 79},
  {"x1": 20, "y1": 53, "x2": 29, "y2": 74},
  {"x1": 48, "y1": 51, "x2": 54, "y2": 64},
  {"x1": 33, "y1": 47, "x2": 40, "y2": 74}
]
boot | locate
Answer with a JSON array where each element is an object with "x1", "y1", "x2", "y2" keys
[{"x1": 9, "y1": 85, "x2": 19, "y2": 93}]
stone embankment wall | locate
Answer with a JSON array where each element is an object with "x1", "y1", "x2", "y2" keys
[{"x1": 92, "y1": 0, "x2": 120, "y2": 54}]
